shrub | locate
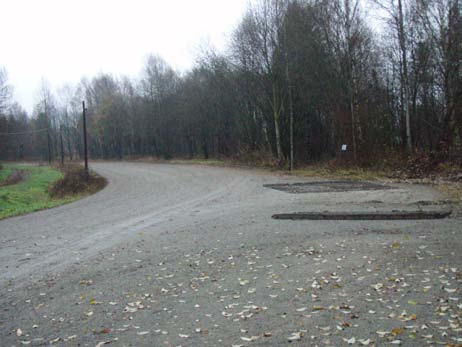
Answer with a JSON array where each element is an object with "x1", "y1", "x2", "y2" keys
[{"x1": 49, "y1": 165, "x2": 106, "y2": 198}]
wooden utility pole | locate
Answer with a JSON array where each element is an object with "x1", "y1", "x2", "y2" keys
[
  {"x1": 44, "y1": 98, "x2": 52, "y2": 165},
  {"x1": 47, "y1": 127, "x2": 52, "y2": 165},
  {"x1": 284, "y1": 7, "x2": 294, "y2": 171},
  {"x1": 397, "y1": 0, "x2": 412, "y2": 153},
  {"x1": 286, "y1": 58, "x2": 294, "y2": 171},
  {"x1": 59, "y1": 124, "x2": 64, "y2": 166},
  {"x1": 82, "y1": 101, "x2": 89, "y2": 178}
]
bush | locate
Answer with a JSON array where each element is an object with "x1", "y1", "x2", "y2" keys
[{"x1": 49, "y1": 165, "x2": 106, "y2": 198}]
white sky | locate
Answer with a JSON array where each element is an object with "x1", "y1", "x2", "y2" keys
[{"x1": 1, "y1": 0, "x2": 249, "y2": 113}]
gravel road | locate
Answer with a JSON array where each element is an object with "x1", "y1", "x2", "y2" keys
[{"x1": 0, "y1": 162, "x2": 460, "y2": 346}]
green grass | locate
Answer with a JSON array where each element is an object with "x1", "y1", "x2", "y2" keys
[
  {"x1": 0, "y1": 165, "x2": 13, "y2": 182},
  {"x1": 0, "y1": 164, "x2": 79, "y2": 219}
]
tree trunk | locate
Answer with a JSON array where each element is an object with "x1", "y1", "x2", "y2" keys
[
  {"x1": 272, "y1": 82, "x2": 284, "y2": 163},
  {"x1": 398, "y1": 0, "x2": 412, "y2": 153}
]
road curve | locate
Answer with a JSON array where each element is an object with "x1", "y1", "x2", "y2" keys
[
  {"x1": 0, "y1": 162, "x2": 441, "y2": 285},
  {"x1": 0, "y1": 162, "x2": 265, "y2": 284},
  {"x1": 1, "y1": 162, "x2": 458, "y2": 347}
]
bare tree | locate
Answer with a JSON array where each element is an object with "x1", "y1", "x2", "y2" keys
[
  {"x1": 373, "y1": 0, "x2": 414, "y2": 152},
  {"x1": 417, "y1": 0, "x2": 461, "y2": 148},
  {"x1": 0, "y1": 66, "x2": 13, "y2": 116},
  {"x1": 232, "y1": 0, "x2": 288, "y2": 164}
]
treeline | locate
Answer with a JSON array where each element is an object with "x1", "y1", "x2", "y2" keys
[{"x1": 1, "y1": 0, "x2": 461, "y2": 166}]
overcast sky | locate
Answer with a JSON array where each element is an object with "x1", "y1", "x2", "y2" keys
[{"x1": 1, "y1": 0, "x2": 249, "y2": 113}]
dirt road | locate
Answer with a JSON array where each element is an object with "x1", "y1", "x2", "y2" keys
[{"x1": 0, "y1": 162, "x2": 460, "y2": 346}]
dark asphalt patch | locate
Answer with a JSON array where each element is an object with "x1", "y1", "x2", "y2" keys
[
  {"x1": 264, "y1": 180, "x2": 394, "y2": 193},
  {"x1": 272, "y1": 210, "x2": 452, "y2": 220}
]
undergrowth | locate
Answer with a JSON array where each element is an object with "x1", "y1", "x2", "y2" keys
[{"x1": 49, "y1": 164, "x2": 107, "y2": 198}]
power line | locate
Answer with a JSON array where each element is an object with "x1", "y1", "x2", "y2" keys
[{"x1": 0, "y1": 128, "x2": 49, "y2": 136}]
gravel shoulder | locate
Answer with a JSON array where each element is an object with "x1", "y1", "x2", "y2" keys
[{"x1": 0, "y1": 162, "x2": 460, "y2": 346}]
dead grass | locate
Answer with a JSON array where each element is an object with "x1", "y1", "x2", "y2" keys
[
  {"x1": 49, "y1": 164, "x2": 107, "y2": 198},
  {"x1": 292, "y1": 164, "x2": 388, "y2": 181},
  {"x1": 434, "y1": 182, "x2": 462, "y2": 204},
  {"x1": 230, "y1": 150, "x2": 279, "y2": 168},
  {"x1": 170, "y1": 158, "x2": 226, "y2": 166}
]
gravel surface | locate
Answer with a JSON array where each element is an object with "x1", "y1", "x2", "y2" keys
[{"x1": 0, "y1": 162, "x2": 460, "y2": 347}]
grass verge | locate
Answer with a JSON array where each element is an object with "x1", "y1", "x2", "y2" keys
[
  {"x1": 0, "y1": 164, "x2": 13, "y2": 182},
  {"x1": 0, "y1": 164, "x2": 73, "y2": 219},
  {"x1": 0, "y1": 163, "x2": 106, "y2": 220}
]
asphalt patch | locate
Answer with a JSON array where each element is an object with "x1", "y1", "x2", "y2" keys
[
  {"x1": 272, "y1": 210, "x2": 452, "y2": 220},
  {"x1": 264, "y1": 180, "x2": 394, "y2": 193}
]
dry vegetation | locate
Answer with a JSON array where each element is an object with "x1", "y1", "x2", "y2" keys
[
  {"x1": 290, "y1": 153, "x2": 462, "y2": 206},
  {"x1": 49, "y1": 164, "x2": 107, "y2": 198}
]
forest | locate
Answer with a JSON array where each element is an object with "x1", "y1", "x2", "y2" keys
[{"x1": 0, "y1": 0, "x2": 461, "y2": 168}]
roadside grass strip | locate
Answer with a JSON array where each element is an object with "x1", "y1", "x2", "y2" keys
[{"x1": 0, "y1": 164, "x2": 78, "y2": 219}]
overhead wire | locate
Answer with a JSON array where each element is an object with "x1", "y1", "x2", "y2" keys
[{"x1": 0, "y1": 128, "x2": 49, "y2": 136}]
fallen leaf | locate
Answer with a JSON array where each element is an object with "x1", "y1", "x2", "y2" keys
[
  {"x1": 96, "y1": 328, "x2": 111, "y2": 334},
  {"x1": 358, "y1": 338, "x2": 372, "y2": 345},
  {"x1": 287, "y1": 332, "x2": 302, "y2": 341},
  {"x1": 79, "y1": 279, "x2": 93, "y2": 285},
  {"x1": 343, "y1": 337, "x2": 356, "y2": 344},
  {"x1": 444, "y1": 288, "x2": 457, "y2": 293},
  {"x1": 391, "y1": 327, "x2": 404, "y2": 336}
]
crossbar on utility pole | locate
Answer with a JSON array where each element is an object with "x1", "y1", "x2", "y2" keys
[{"x1": 82, "y1": 101, "x2": 89, "y2": 179}]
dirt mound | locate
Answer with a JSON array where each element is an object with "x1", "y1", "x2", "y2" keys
[{"x1": 49, "y1": 165, "x2": 106, "y2": 198}]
